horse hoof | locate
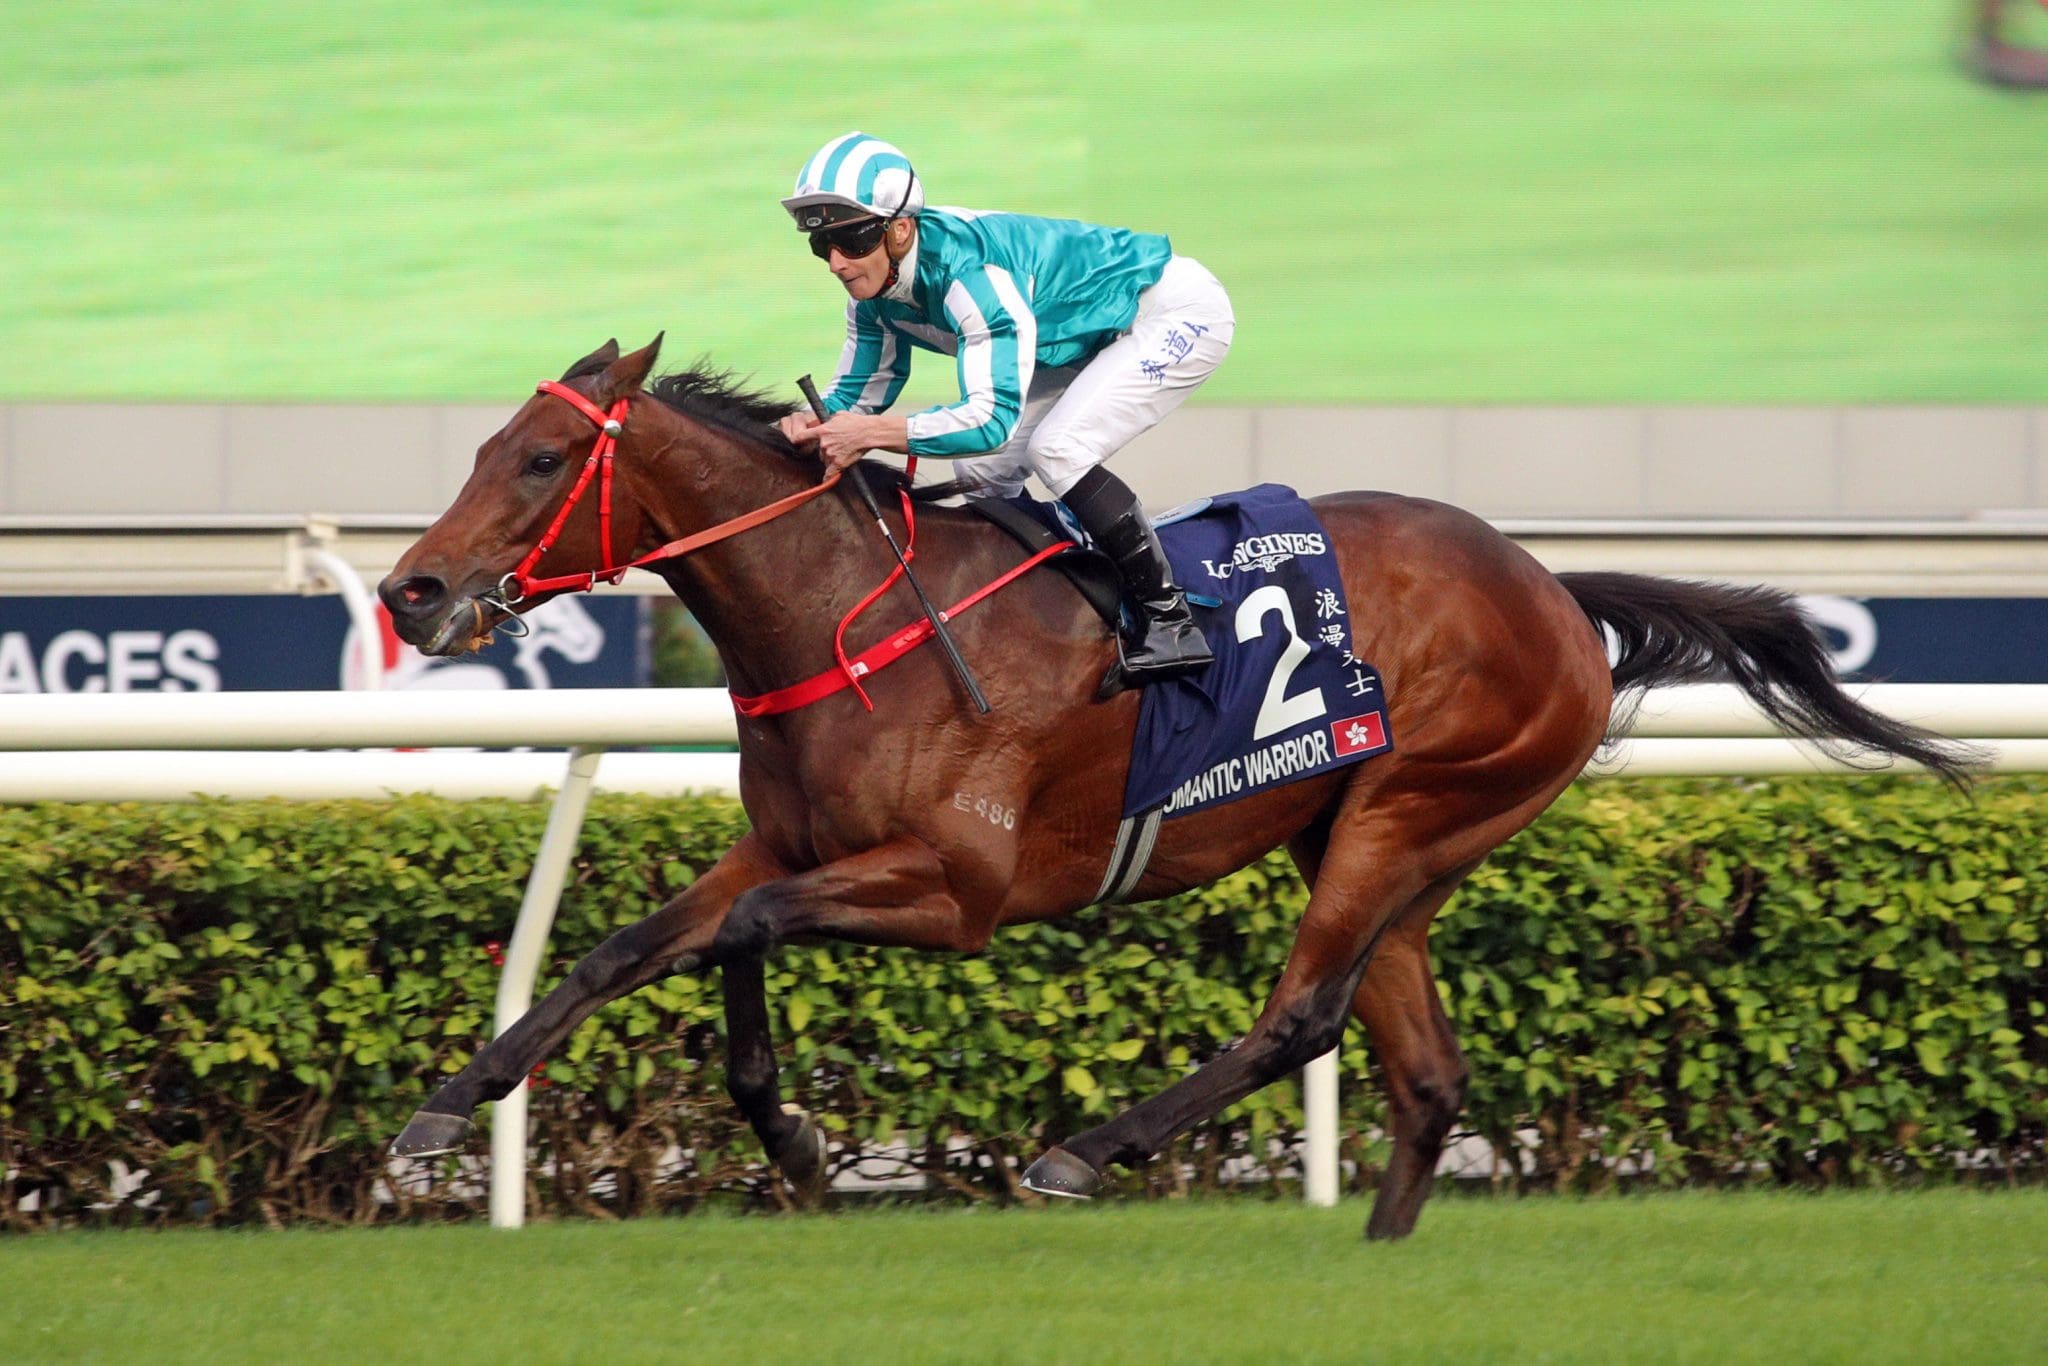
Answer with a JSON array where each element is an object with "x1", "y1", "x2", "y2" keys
[
  {"x1": 779, "y1": 1104, "x2": 829, "y2": 1203},
  {"x1": 1021, "y1": 1146, "x2": 1101, "y2": 1200},
  {"x1": 391, "y1": 1111, "x2": 475, "y2": 1159}
]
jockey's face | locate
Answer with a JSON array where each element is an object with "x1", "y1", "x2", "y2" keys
[{"x1": 822, "y1": 218, "x2": 911, "y2": 301}]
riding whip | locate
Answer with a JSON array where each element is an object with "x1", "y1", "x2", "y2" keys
[{"x1": 798, "y1": 375, "x2": 991, "y2": 716}]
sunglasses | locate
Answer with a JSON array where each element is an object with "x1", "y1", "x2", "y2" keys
[{"x1": 808, "y1": 216, "x2": 890, "y2": 261}]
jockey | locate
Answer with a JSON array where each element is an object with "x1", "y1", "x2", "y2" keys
[{"x1": 776, "y1": 132, "x2": 1233, "y2": 686}]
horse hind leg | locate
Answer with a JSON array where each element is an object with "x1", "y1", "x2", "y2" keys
[
  {"x1": 1350, "y1": 882, "x2": 1475, "y2": 1241},
  {"x1": 1025, "y1": 820, "x2": 1428, "y2": 1198},
  {"x1": 1289, "y1": 823, "x2": 1474, "y2": 1240},
  {"x1": 1025, "y1": 763, "x2": 1544, "y2": 1228}
]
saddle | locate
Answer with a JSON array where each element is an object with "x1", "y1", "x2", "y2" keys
[{"x1": 968, "y1": 496, "x2": 1123, "y2": 628}]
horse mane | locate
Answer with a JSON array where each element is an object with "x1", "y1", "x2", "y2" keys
[
  {"x1": 633, "y1": 361, "x2": 977, "y2": 502},
  {"x1": 643, "y1": 363, "x2": 802, "y2": 449}
]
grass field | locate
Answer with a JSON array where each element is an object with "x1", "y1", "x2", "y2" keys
[
  {"x1": 6, "y1": 1191, "x2": 2045, "y2": 1363},
  {"x1": 2, "y1": 3, "x2": 2044, "y2": 403}
]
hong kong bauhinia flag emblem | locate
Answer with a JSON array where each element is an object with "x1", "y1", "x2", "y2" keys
[{"x1": 1330, "y1": 712, "x2": 1387, "y2": 756}]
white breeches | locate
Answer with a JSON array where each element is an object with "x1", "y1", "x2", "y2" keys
[{"x1": 951, "y1": 254, "x2": 1235, "y2": 499}]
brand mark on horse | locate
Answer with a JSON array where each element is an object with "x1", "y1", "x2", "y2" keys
[{"x1": 952, "y1": 792, "x2": 1019, "y2": 830}]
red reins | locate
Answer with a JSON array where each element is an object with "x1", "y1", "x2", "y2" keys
[
  {"x1": 502, "y1": 380, "x2": 842, "y2": 601},
  {"x1": 506, "y1": 378, "x2": 1073, "y2": 716}
]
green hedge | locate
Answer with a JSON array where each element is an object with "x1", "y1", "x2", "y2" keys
[{"x1": 3, "y1": 779, "x2": 2043, "y2": 1228}]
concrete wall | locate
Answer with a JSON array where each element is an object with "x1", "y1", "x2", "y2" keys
[
  {"x1": 1115, "y1": 406, "x2": 2048, "y2": 518},
  {"x1": 3, "y1": 402, "x2": 2044, "y2": 519}
]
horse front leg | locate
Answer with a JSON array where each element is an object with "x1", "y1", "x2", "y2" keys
[
  {"x1": 390, "y1": 835, "x2": 783, "y2": 1157},
  {"x1": 706, "y1": 838, "x2": 986, "y2": 1198}
]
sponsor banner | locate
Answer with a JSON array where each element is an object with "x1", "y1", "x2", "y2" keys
[
  {"x1": 0, "y1": 595, "x2": 647, "y2": 693},
  {"x1": 1800, "y1": 596, "x2": 2048, "y2": 684},
  {"x1": 4, "y1": 591, "x2": 2036, "y2": 695}
]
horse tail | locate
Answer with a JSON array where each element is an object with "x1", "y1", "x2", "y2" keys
[{"x1": 1558, "y1": 571, "x2": 1981, "y2": 789}]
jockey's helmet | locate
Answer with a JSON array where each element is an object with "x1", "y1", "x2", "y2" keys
[{"x1": 782, "y1": 132, "x2": 923, "y2": 232}]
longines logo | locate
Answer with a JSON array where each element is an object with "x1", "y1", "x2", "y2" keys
[{"x1": 1201, "y1": 532, "x2": 1328, "y2": 579}]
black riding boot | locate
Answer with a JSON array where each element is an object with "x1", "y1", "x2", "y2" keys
[{"x1": 1063, "y1": 466, "x2": 1214, "y2": 687}]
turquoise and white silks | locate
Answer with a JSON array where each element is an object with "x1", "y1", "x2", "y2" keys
[{"x1": 818, "y1": 208, "x2": 1234, "y2": 497}]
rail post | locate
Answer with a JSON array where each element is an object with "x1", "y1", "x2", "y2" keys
[
  {"x1": 489, "y1": 744, "x2": 606, "y2": 1228},
  {"x1": 1304, "y1": 1048, "x2": 1340, "y2": 1206}
]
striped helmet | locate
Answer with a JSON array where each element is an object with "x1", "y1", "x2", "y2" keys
[{"x1": 781, "y1": 132, "x2": 923, "y2": 230}]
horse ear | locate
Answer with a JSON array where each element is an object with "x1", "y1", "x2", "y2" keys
[
  {"x1": 560, "y1": 339, "x2": 621, "y2": 383},
  {"x1": 593, "y1": 332, "x2": 663, "y2": 405}
]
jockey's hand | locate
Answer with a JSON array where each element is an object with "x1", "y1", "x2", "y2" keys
[
  {"x1": 814, "y1": 412, "x2": 911, "y2": 473},
  {"x1": 777, "y1": 411, "x2": 822, "y2": 446}
]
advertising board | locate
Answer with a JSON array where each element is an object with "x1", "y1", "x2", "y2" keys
[{"x1": 0, "y1": 595, "x2": 647, "y2": 692}]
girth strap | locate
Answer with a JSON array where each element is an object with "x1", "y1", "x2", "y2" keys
[{"x1": 1093, "y1": 809, "x2": 1162, "y2": 904}]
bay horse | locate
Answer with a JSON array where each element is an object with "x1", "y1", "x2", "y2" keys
[{"x1": 379, "y1": 337, "x2": 1970, "y2": 1239}]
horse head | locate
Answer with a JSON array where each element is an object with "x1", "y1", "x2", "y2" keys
[{"x1": 380, "y1": 336, "x2": 664, "y2": 656}]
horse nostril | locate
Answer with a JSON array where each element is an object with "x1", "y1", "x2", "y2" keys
[{"x1": 381, "y1": 573, "x2": 447, "y2": 617}]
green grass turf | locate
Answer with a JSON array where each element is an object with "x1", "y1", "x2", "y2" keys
[
  {"x1": 5, "y1": 1190, "x2": 2045, "y2": 1363},
  {"x1": 2, "y1": 3, "x2": 2044, "y2": 404}
]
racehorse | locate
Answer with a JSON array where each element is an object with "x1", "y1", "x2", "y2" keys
[{"x1": 379, "y1": 337, "x2": 1971, "y2": 1240}]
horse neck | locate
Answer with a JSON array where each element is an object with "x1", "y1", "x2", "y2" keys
[{"x1": 618, "y1": 406, "x2": 879, "y2": 692}]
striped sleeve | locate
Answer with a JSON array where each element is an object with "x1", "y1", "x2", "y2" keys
[
  {"x1": 821, "y1": 302, "x2": 910, "y2": 415},
  {"x1": 904, "y1": 265, "x2": 1036, "y2": 458}
]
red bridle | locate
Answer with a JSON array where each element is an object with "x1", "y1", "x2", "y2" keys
[
  {"x1": 497, "y1": 377, "x2": 1074, "y2": 718},
  {"x1": 496, "y1": 380, "x2": 841, "y2": 603}
]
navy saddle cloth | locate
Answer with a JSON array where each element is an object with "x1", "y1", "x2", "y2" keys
[{"x1": 986, "y1": 483, "x2": 1394, "y2": 820}]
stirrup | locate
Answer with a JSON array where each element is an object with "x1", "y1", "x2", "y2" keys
[{"x1": 1096, "y1": 619, "x2": 1214, "y2": 698}]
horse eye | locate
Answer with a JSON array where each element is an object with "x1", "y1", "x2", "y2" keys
[{"x1": 526, "y1": 451, "x2": 565, "y2": 477}]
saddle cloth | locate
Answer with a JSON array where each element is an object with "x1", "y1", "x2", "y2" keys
[
  {"x1": 1121, "y1": 483, "x2": 1392, "y2": 820},
  {"x1": 979, "y1": 482, "x2": 1393, "y2": 822}
]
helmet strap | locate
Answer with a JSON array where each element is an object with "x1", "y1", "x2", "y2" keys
[
  {"x1": 879, "y1": 167, "x2": 918, "y2": 292},
  {"x1": 880, "y1": 212, "x2": 915, "y2": 293}
]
